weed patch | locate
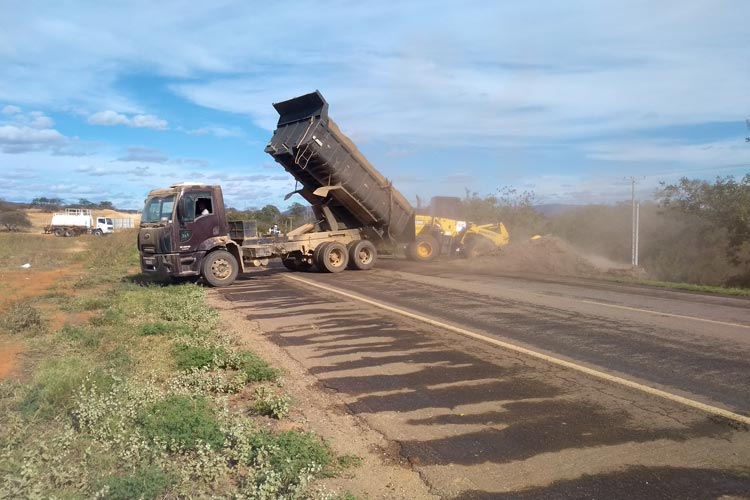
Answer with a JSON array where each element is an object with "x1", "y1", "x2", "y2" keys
[
  {"x1": 137, "y1": 395, "x2": 224, "y2": 451},
  {"x1": 21, "y1": 358, "x2": 93, "y2": 418},
  {"x1": 173, "y1": 344, "x2": 226, "y2": 371},
  {"x1": 61, "y1": 324, "x2": 101, "y2": 349},
  {"x1": 101, "y1": 466, "x2": 173, "y2": 500},
  {"x1": 140, "y1": 321, "x2": 171, "y2": 336}
]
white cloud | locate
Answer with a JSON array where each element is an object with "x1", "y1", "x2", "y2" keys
[
  {"x1": 0, "y1": 125, "x2": 66, "y2": 153},
  {"x1": 116, "y1": 146, "x2": 169, "y2": 163},
  {"x1": 130, "y1": 114, "x2": 168, "y2": 129},
  {"x1": 2, "y1": 105, "x2": 21, "y2": 115},
  {"x1": 184, "y1": 126, "x2": 243, "y2": 138},
  {"x1": 88, "y1": 110, "x2": 168, "y2": 129},
  {"x1": 88, "y1": 110, "x2": 129, "y2": 126}
]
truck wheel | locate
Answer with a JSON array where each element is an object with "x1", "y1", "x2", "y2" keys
[
  {"x1": 347, "y1": 240, "x2": 377, "y2": 270},
  {"x1": 64, "y1": 228, "x2": 74, "y2": 237},
  {"x1": 407, "y1": 234, "x2": 439, "y2": 262},
  {"x1": 201, "y1": 250, "x2": 238, "y2": 287},
  {"x1": 54, "y1": 228, "x2": 64, "y2": 237},
  {"x1": 316, "y1": 242, "x2": 349, "y2": 273},
  {"x1": 94, "y1": 229, "x2": 103, "y2": 236}
]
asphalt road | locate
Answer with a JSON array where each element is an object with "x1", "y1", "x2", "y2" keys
[{"x1": 217, "y1": 258, "x2": 750, "y2": 499}]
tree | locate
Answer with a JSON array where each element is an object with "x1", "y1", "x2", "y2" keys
[
  {"x1": 464, "y1": 186, "x2": 545, "y2": 239},
  {"x1": 660, "y1": 174, "x2": 750, "y2": 266},
  {"x1": 0, "y1": 210, "x2": 32, "y2": 232},
  {"x1": 30, "y1": 197, "x2": 63, "y2": 212}
]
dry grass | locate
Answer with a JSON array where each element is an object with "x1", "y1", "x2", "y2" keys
[{"x1": 0, "y1": 233, "x2": 81, "y2": 270}]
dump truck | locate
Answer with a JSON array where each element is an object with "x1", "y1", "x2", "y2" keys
[
  {"x1": 138, "y1": 90, "x2": 508, "y2": 286},
  {"x1": 44, "y1": 208, "x2": 114, "y2": 237}
]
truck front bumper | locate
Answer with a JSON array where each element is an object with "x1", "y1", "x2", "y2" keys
[{"x1": 140, "y1": 251, "x2": 205, "y2": 276}]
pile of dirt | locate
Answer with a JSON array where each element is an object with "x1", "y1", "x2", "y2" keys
[{"x1": 456, "y1": 236, "x2": 627, "y2": 277}]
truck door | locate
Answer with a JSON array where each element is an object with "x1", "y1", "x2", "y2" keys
[{"x1": 178, "y1": 191, "x2": 219, "y2": 252}]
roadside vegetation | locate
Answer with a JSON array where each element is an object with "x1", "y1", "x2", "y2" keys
[{"x1": 0, "y1": 231, "x2": 359, "y2": 499}]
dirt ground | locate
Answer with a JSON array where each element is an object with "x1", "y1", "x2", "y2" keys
[{"x1": 455, "y1": 236, "x2": 633, "y2": 278}]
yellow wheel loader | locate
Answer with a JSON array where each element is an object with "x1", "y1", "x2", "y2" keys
[{"x1": 406, "y1": 196, "x2": 509, "y2": 262}]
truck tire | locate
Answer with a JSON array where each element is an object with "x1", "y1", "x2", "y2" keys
[
  {"x1": 407, "y1": 234, "x2": 439, "y2": 262},
  {"x1": 347, "y1": 240, "x2": 377, "y2": 270},
  {"x1": 316, "y1": 242, "x2": 349, "y2": 273},
  {"x1": 64, "y1": 228, "x2": 74, "y2": 237},
  {"x1": 94, "y1": 229, "x2": 103, "y2": 236},
  {"x1": 201, "y1": 250, "x2": 238, "y2": 287},
  {"x1": 54, "y1": 228, "x2": 64, "y2": 237}
]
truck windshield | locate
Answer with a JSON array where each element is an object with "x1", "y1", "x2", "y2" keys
[{"x1": 142, "y1": 195, "x2": 175, "y2": 223}]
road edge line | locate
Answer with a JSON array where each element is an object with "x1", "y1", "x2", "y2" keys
[{"x1": 283, "y1": 274, "x2": 750, "y2": 426}]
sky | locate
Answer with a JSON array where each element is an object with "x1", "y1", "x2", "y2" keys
[{"x1": 1, "y1": 1, "x2": 749, "y2": 210}]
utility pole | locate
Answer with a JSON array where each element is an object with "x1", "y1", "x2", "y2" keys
[{"x1": 626, "y1": 176, "x2": 644, "y2": 269}]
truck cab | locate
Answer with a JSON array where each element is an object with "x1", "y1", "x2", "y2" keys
[
  {"x1": 138, "y1": 183, "x2": 245, "y2": 285},
  {"x1": 95, "y1": 217, "x2": 114, "y2": 235}
]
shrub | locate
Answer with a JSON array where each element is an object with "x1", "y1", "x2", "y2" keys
[
  {"x1": 101, "y1": 466, "x2": 172, "y2": 500},
  {"x1": 137, "y1": 395, "x2": 224, "y2": 451},
  {"x1": 248, "y1": 430, "x2": 332, "y2": 486},
  {"x1": 2, "y1": 300, "x2": 45, "y2": 335},
  {"x1": 252, "y1": 386, "x2": 291, "y2": 419},
  {"x1": 232, "y1": 351, "x2": 278, "y2": 382}
]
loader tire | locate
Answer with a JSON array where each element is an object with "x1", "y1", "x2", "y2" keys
[
  {"x1": 201, "y1": 250, "x2": 238, "y2": 287},
  {"x1": 407, "y1": 234, "x2": 439, "y2": 262},
  {"x1": 347, "y1": 240, "x2": 377, "y2": 270},
  {"x1": 461, "y1": 237, "x2": 494, "y2": 258},
  {"x1": 316, "y1": 242, "x2": 349, "y2": 273}
]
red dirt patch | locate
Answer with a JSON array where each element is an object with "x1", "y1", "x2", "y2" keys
[
  {"x1": 0, "y1": 341, "x2": 24, "y2": 379},
  {"x1": 0, "y1": 267, "x2": 81, "y2": 312}
]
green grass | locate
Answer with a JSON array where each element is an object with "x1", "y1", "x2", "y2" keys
[
  {"x1": 600, "y1": 275, "x2": 750, "y2": 297},
  {"x1": 0, "y1": 232, "x2": 79, "y2": 270},
  {"x1": 0, "y1": 228, "x2": 356, "y2": 498}
]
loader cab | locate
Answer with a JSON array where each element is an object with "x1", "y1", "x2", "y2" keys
[{"x1": 420, "y1": 196, "x2": 468, "y2": 236}]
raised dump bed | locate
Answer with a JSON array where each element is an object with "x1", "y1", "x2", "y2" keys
[{"x1": 264, "y1": 91, "x2": 415, "y2": 244}]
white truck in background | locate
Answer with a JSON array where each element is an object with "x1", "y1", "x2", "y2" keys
[{"x1": 44, "y1": 208, "x2": 114, "y2": 237}]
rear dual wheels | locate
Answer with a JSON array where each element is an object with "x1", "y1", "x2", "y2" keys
[
  {"x1": 313, "y1": 242, "x2": 348, "y2": 273},
  {"x1": 347, "y1": 240, "x2": 377, "y2": 270}
]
